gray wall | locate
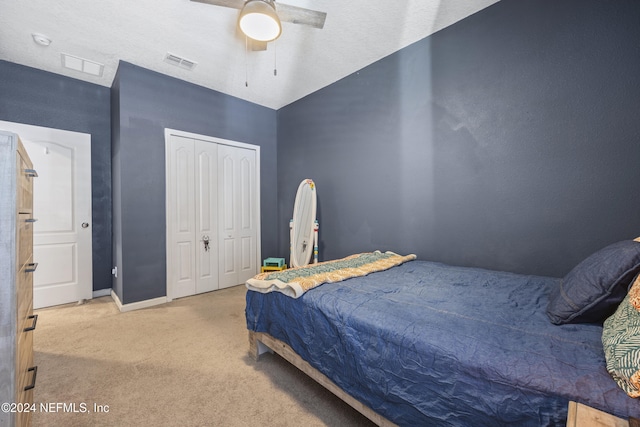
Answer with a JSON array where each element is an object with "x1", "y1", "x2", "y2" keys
[
  {"x1": 277, "y1": 0, "x2": 640, "y2": 277},
  {"x1": 112, "y1": 62, "x2": 277, "y2": 304},
  {"x1": 0, "y1": 60, "x2": 113, "y2": 292}
]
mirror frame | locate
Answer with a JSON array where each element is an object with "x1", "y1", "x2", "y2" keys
[{"x1": 290, "y1": 179, "x2": 317, "y2": 267}]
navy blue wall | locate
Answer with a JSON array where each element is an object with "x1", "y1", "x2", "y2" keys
[
  {"x1": 277, "y1": 0, "x2": 640, "y2": 277},
  {"x1": 4, "y1": 0, "x2": 640, "y2": 300},
  {"x1": 0, "y1": 60, "x2": 112, "y2": 292},
  {"x1": 112, "y1": 62, "x2": 277, "y2": 304}
]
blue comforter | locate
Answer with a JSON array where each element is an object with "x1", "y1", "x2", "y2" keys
[{"x1": 245, "y1": 260, "x2": 640, "y2": 426}]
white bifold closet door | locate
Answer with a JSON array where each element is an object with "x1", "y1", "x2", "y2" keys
[
  {"x1": 218, "y1": 144, "x2": 257, "y2": 289},
  {"x1": 166, "y1": 133, "x2": 258, "y2": 300},
  {"x1": 167, "y1": 136, "x2": 219, "y2": 299}
]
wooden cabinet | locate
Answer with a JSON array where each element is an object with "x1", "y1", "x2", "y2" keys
[{"x1": 0, "y1": 131, "x2": 38, "y2": 427}]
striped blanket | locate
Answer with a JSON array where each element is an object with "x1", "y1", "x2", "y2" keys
[{"x1": 246, "y1": 251, "x2": 416, "y2": 298}]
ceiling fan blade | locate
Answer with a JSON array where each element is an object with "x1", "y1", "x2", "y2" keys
[
  {"x1": 276, "y1": 3, "x2": 327, "y2": 29},
  {"x1": 190, "y1": 0, "x2": 244, "y2": 10}
]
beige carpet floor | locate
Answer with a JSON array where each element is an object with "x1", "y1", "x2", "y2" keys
[{"x1": 32, "y1": 285, "x2": 376, "y2": 427}]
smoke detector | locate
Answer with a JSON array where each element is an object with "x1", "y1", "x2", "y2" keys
[{"x1": 32, "y1": 33, "x2": 52, "y2": 47}]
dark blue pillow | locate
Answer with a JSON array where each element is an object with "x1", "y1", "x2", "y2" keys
[{"x1": 547, "y1": 239, "x2": 640, "y2": 325}]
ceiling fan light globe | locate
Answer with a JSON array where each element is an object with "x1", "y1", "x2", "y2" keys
[
  {"x1": 240, "y1": 13, "x2": 281, "y2": 41},
  {"x1": 238, "y1": 0, "x2": 282, "y2": 42}
]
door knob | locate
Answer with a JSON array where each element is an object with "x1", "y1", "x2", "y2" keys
[{"x1": 82, "y1": 222, "x2": 90, "y2": 228}]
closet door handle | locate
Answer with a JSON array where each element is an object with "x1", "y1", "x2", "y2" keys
[
  {"x1": 25, "y1": 218, "x2": 38, "y2": 223},
  {"x1": 25, "y1": 263, "x2": 38, "y2": 273},
  {"x1": 24, "y1": 366, "x2": 37, "y2": 391},
  {"x1": 24, "y1": 314, "x2": 38, "y2": 332},
  {"x1": 24, "y1": 169, "x2": 38, "y2": 178}
]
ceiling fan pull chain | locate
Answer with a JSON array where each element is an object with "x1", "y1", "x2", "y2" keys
[
  {"x1": 274, "y1": 40, "x2": 277, "y2": 77},
  {"x1": 245, "y1": 36, "x2": 249, "y2": 87}
]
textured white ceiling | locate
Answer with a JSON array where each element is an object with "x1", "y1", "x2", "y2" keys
[{"x1": 0, "y1": 0, "x2": 499, "y2": 109}]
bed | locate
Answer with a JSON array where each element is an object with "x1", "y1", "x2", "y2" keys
[{"x1": 245, "y1": 246, "x2": 640, "y2": 426}]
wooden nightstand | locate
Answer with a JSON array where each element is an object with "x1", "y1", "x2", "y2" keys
[{"x1": 566, "y1": 401, "x2": 628, "y2": 427}]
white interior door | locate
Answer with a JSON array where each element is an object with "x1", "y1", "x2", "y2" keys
[
  {"x1": 166, "y1": 135, "x2": 218, "y2": 299},
  {"x1": 218, "y1": 144, "x2": 257, "y2": 289},
  {"x1": 0, "y1": 120, "x2": 93, "y2": 309}
]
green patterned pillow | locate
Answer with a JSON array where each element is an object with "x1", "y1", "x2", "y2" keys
[{"x1": 602, "y1": 274, "x2": 640, "y2": 397}]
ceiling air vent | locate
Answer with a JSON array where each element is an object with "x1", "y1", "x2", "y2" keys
[
  {"x1": 164, "y1": 53, "x2": 197, "y2": 71},
  {"x1": 61, "y1": 53, "x2": 104, "y2": 77}
]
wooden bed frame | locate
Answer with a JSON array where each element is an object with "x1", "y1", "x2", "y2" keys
[{"x1": 248, "y1": 330, "x2": 396, "y2": 427}]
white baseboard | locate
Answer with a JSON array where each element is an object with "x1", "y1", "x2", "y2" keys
[
  {"x1": 110, "y1": 290, "x2": 167, "y2": 313},
  {"x1": 92, "y1": 289, "x2": 112, "y2": 298}
]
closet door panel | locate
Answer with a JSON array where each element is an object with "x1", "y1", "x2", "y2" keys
[
  {"x1": 218, "y1": 145, "x2": 257, "y2": 288},
  {"x1": 238, "y1": 150, "x2": 257, "y2": 283},
  {"x1": 168, "y1": 137, "x2": 196, "y2": 299},
  {"x1": 194, "y1": 140, "x2": 218, "y2": 294},
  {"x1": 219, "y1": 148, "x2": 239, "y2": 288}
]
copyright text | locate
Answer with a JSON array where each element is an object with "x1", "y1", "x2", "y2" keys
[{"x1": 1, "y1": 402, "x2": 110, "y2": 414}]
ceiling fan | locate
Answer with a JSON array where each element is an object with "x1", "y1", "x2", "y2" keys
[{"x1": 191, "y1": 0, "x2": 327, "y2": 51}]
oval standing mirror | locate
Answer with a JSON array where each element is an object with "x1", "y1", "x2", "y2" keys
[{"x1": 290, "y1": 179, "x2": 317, "y2": 268}]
